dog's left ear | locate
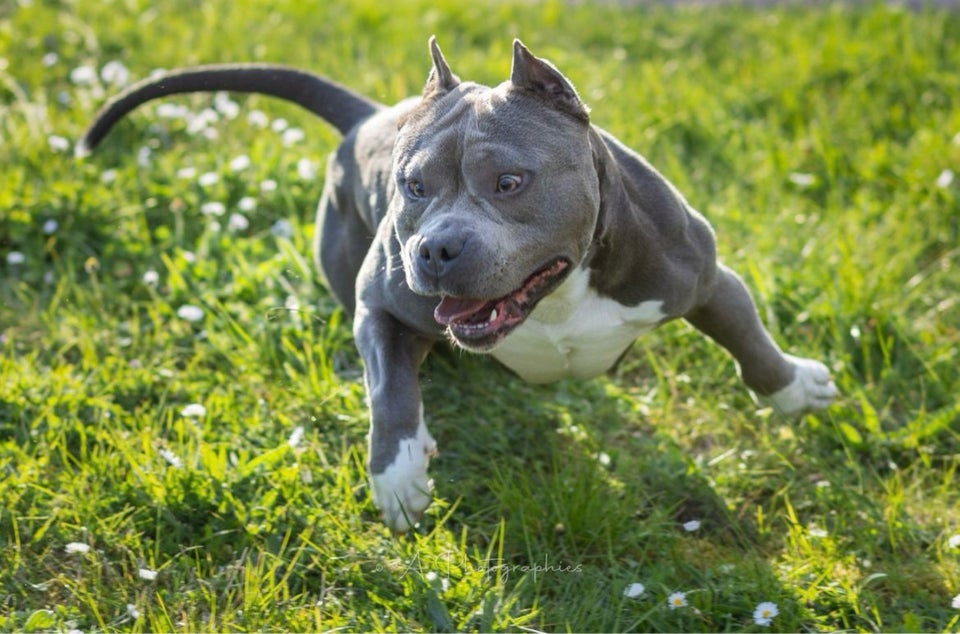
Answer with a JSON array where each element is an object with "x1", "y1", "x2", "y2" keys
[
  {"x1": 510, "y1": 39, "x2": 589, "y2": 122},
  {"x1": 423, "y1": 36, "x2": 460, "y2": 97}
]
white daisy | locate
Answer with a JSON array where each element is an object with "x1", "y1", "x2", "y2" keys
[
  {"x1": 287, "y1": 426, "x2": 305, "y2": 449},
  {"x1": 682, "y1": 520, "x2": 701, "y2": 532},
  {"x1": 157, "y1": 103, "x2": 189, "y2": 119},
  {"x1": 247, "y1": 110, "x2": 269, "y2": 128},
  {"x1": 65, "y1": 542, "x2": 91, "y2": 554},
  {"x1": 622, "y1": 582, "x2": 645, "y2": 599},
  {"x1": 753, "y1": 601, "x2": 779, "y2": 626},
  {"x1": 238, "y1": 196, "x2": 257, "y2": 212},
  {"x1": 948, "y1": 534, "x2": 960, "y2": 549},
  {"x1": 229, "y1": 154, "x2": 251, "y2": 172},
  {"x1": 788, "y1": 172, "x2": 815, "y2": 187},
  {"x1": 200, "y1": 201, "x2": 225, "y2": 216},
  {"x1": 176, "y1": 304, "x2": 204, "y2": 322},
  {"x1": 282, "y1": 127, "x2": 305, "y2": 146},
  {"x1": 936, "y1": 169, "x2": 954, "y2": 189},
  {"x1": 159, "y1": 448, "x2": 182, "y2": 468},
  {"x1": 270, "y1": 219, "x2": 294, "y2": 239},
  {"x1": 48, "y1": 135, "x2": 70, "y2": 152},
  {"x1": 667, "y1": 591, "x2": 687, "y2": 609},
  {"x1": 297, "y1": 158, "x2": 317, "y2": 180},
  {"x1": 142, "y1": 269, "x2": 160, "y2": 287},
  {"x1": 214, "y1": 92, "x2": 239, "y2": 119},
  {"x1": 100, "y1": 60, "x2": 130, "y2": 86},
  {"x1": 6, "y1": 251, "x2": 25, "y2": 265},
  {"x1": 138, "y1": 567, "x2": 158, "y2": 581},
  {"x1": 198, "y1": 171, "x2": 219, "y2": 187},
  {"x1": 43, "y1": 219, "x2": 59, "y2": 235},
  {"x1": 69, "y1": 65, "x2": 98, "y2": 85},
  {"x1": 180, "y1": 403, "x2": 206, "y2": 418},
  {"x1": 227, "y1": 213, "x2": 249, "y2": 232}
]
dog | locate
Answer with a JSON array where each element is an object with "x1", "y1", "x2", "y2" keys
[{"x1": 79, "y1": 38, "x2": 838, "y2": 532}]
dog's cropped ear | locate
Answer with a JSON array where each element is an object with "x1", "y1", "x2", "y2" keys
[
  {"x1": 423, "y1": 36, "x2": 460, "y2": 97},
  {"x1": 510, "y1": 39, "x2": 589, "y2": 122}
]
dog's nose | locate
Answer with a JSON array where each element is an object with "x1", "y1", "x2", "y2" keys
[{"x1": 416, "y1": 233, "x2": 465, "y2": 280}]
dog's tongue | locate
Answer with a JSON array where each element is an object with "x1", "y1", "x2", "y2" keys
[{"x1": 434, "y1": 296, "x2": 490, "y2": 325}]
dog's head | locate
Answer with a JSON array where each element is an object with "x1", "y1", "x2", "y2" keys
[{"x1": 390, "y1": 38, "x2": 601, "y2": 352}]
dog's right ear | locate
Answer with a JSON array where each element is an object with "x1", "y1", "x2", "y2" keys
[{"x1": 423, "y1": 36, "x2": 460, "y2": 97}]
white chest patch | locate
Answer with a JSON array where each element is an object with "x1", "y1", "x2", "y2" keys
[{"x1": 492, "y1": 267, "x2": 666, "y2": 383}]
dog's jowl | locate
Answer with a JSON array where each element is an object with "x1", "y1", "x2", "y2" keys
[{"x1": 80, "y1": 37, "x2": 838, "y2": 532}]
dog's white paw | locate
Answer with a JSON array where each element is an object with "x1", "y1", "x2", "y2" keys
[
  {"x1": 369, "y1": 424, "x2": 437, "y2": 532},
  {"x1": 763, "y1": 355, "x2": 838, "y2": 416}
]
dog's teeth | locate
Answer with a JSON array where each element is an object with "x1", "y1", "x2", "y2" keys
[{"x1": 489, "y1": 309, "x2": 498, "y2": 322}]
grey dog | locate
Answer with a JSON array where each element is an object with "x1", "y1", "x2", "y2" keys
[{"x1": 79, "y1": 38, "x2": 837, "y2": 532}]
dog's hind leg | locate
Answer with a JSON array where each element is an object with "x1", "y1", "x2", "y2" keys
[
  {"x1": 312, "y1": 144, "x2": 377, "y2": 316},
  {"x1": 684, "y1": 264, "x2": 837, "y2": 416}
]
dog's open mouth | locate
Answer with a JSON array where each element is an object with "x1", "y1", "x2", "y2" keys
[{"x1": 433, "y1": 257, "x2": 570, "y2": 350}]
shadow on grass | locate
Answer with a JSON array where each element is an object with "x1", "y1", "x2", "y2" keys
[{"x1": 413, "y1": 348, "x2": 790, "y2": 632}]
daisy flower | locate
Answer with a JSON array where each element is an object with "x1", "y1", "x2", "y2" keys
[
  {"x1": 65, "y1": 542, "x2": 91, "y2": 554},
  {"x1": 282, "y1": 127, "x2": 305, "y2": 146},
  {"x1": 48, "y1": 135, "x2": 70, "y2": 153},
  {"x1": 287, "y1": 426, "x2": 305, "y2": 449},
  {"x1": 753, "y1": 601, "x2": 779, "y2": 626},
  {"x1": 159, "y1": 448, "x2": 182, "y2": 469},
  {"x1": 176, "y1": 304, "x2": 204, "y2": 322},
  {"x1": 297, "y1": 158, "x2": 317, "y2": 180},
  {"x1": 622, "y1": 582, "x2": 645, "y2": 599},
  {"x1": 238, "y1": 196, "x2": 257, "y2": 212},
  {"x1": 180, "y1": 403, "x2": 206, "y2": 418},
  {"x1": 138, "y1": 568, "x2": 158, "y2": 581},
  {"x1": 947, "y1": 534, "x2": 960, "y2": 549},
  {"x1": 248, "y1": 110, "x2": 269, "y2": 128},
  {"x1": 270, "y1": 219, "x2": 294, "y2": 239},
  {"x1": 229, "y1": 154, "x2": 251, "y2": 172},
  {"x1": 667, "y1": 591, "x2": 687, "y2": 609},
  {"x1": 682, "y1": 520, "x2": 701, "y2": 532},
  {"x1": 227, "y1": 213, "x2": 249, "y2": 232},
  {"x1": 142, "y1": 269, "x2": 160, "y2": 287},
  {"x1": 100, "y1": 60, "x2": 130, "y2": 86},
  {"x1": 198, "y1": 171, "x2": 219, "y2": 187},
  {"x1": 200, "y1": 201, "x2": 225, "y2": 216},
  {"x1": 176, "y1": 166, "x2": 197, "y2": 179},
  {"x1": 69, "y1": 65, "x2": 97, "y2": 85},
  {"x1": 936, "y1": 169, "x2": 954, "y2": 189}
]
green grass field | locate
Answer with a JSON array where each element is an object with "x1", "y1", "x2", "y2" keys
[{"x1": 2, "y1": 0, "x2": 959, "y2": 631}]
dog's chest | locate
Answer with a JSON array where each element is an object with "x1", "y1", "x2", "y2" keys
[{"x1": 492, "y1": 268, "x2": 665, "y2": 383}]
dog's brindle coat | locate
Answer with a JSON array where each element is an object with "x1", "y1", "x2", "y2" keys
[{"x1": 80, "y1": 39, "x2": 837, "y2": 532}]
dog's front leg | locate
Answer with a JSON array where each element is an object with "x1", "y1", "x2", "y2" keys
[
  {"x1": 354, "y1": 304, "x2": 437, "y2": 532},
  {"x1": 685, "y1": 264, "x2": 838, "y2": 416}
]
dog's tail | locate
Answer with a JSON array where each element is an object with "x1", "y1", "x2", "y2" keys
[{"x1": 76, "y1": 64, "x2": 382, "y2": 156}]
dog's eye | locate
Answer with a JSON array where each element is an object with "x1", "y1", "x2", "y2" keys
[
  {"x1": 496, "y1": 174, "x2": 523, "y2": 194},
  {"x1": 405, "y1": 179, "x2": 426, "y2": 199}
]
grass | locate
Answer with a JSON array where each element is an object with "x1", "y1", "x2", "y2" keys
[{"x1": 1, "y1": 0, "x2": 959, "y2": 631}]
